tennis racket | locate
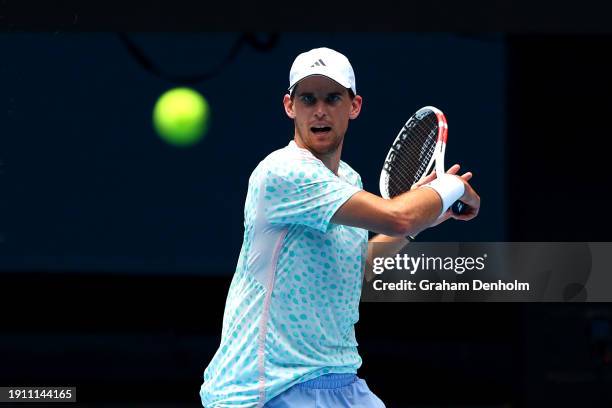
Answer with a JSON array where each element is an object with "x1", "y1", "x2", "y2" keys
[{"x1": 379, "y1": 105, "x2": 467, "y2": 215}]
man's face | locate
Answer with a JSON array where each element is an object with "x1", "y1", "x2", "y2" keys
[{"x1": 283, "y1": 75, "x2": 362, "y2": 156}]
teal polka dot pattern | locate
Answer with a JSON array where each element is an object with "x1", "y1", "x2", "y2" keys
[{"x1": 200, "y1": 141, "x2": 368, "y2": 407}]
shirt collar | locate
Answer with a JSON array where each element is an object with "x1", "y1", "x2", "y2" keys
[{"x1": 287, "y1": 140, "x2": 347, "y2": 180}]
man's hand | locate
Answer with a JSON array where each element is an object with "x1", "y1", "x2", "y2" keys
[{"x1": 411, "y1": 164, "x2": 477, "y2": 227}]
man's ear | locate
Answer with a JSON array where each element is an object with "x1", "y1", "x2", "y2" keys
[
  {"x1": 349, "y1": 95, "x2": 363, "y2": 120},
  {"x1": 283, "y1": 94, "x2": 296, "y2": 119}
]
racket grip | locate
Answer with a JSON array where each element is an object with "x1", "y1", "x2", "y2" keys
[{"x1": 451, "y1": 200, "x2": 467, "y2": 215}]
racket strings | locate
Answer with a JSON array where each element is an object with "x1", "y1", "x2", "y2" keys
[
  {"x1": 389, "y1": 129, "x2": 425, "y2": 181},
  {"x1": 389, "y1": 145, "x2": 434, "y2": 195},
  {"x1": 386, "y1": 113, "x2": 438, "y2": 197},
  {"x1": 388, "y1": 134, "x2": 432, "y2": 195}
]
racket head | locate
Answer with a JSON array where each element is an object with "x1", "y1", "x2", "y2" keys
[{"x1": 379, "y1": 106, "x2": 448, "y2": 199}]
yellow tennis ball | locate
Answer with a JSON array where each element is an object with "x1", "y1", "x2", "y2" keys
[{"x1": 153, "y1": 87, "x2": 210, "y2": 147}]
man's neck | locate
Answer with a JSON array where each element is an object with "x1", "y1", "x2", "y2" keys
[{"x1": 294, "y1": 137, "x2": 342, "y2": 176}]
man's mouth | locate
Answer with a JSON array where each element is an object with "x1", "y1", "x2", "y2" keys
[{"x1": 311, "y1": 126, "x2": 332, "y2": 134}]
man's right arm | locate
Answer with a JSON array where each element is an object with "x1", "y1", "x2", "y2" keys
[{"x1": 331, "y1": 176, "x2": 480, "y2": 237}]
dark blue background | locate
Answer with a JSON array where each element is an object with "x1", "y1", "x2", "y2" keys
[
  {"x1": 0, "y1": 33, "x2": 505, "y2": 274},
  {"x1": 2, "y1": 32, "x2": 610, "y2": 407}
]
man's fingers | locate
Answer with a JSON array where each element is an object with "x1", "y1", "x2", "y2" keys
[
  {"x1": 422, "y1": 170, "x2": 436, "y2": 182},
  {"x1": 413, "y1": 167, "x2": 471, "y2": 191},
  {"x1": 446, "y1": 164, "x2": 460, "y2": 175},
  {"x1": 452, "y1": 210, "x2": 478, "y2": 221},
  {"x1": 411, "y1": 170, "x2": 436, "y2": 190}
]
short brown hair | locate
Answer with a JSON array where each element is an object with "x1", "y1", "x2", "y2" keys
[{"x1": 290, "y1": 84, "x2": 355, "y2": 100}]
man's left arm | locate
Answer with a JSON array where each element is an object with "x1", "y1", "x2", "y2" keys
[
  {"x1": 365, "y1": 234, "x2": 409, "y2": 283},
  {"x1": 363, "y1": 164, "x2": 474, "y2": 283}
]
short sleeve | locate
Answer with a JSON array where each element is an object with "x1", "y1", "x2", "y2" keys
[{"x1": 262, "y1": 158, "x2": 361, "y2": 233}]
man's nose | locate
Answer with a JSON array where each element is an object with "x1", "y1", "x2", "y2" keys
[{"x1": 314, "y1": 102, "x2": 327, "y2": 118}]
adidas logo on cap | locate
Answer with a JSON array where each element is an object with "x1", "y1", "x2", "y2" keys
[{"x1": 310, "y1": 59, "x2": 327, "y2": 67}]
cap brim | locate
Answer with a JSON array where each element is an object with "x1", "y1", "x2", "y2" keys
[{"x1": 288, "y1": 73, "x2": 352, "y2": 94}]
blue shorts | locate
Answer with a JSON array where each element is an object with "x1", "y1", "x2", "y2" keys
[{"x1": 265, "y1": 373, "x2": 386, "y2": 408}]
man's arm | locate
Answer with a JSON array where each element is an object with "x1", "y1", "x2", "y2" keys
[
  {"x1": 357, "y1": 184, "x2": 444, "y2": 284},
  {"x1": 332, "y1": 165, "x2": 480, "y2": 238},
  {"x1": 337, "y1": 164, "x2": 479, "y2": 282},
  {"x1": 332, "y1": 188, "x2": 443, "y2": 237},
  {"x1": 364, "y1": 234, "x2": 409, "y2": 282}
]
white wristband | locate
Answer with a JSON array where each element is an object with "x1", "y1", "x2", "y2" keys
[{"x1": 421, "y1": 174, "x2": 465, "y2": 217}]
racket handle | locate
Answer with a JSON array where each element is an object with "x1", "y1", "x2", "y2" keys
[{"x1": 451, "y1": 200, "x2": 467, "y2": 215}]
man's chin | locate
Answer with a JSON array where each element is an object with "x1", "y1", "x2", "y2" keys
[
  {"x1": 311, "y1": 142, "x2": 340, "y2": 155},
  {"x1": 309, "y1": 136, "x2": 341, "y2": 154}
]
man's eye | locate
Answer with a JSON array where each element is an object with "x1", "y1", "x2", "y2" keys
[
  {"x1": 301, "y1": 95, "x2": 315, "y2": 104},
  {"x1": 327, "y1": 95, "x2": 341, "y2": 103}
]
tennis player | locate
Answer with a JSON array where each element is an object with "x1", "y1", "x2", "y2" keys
[{"x1": 200, "y1": 47, "x2": 480, "y2": 407}]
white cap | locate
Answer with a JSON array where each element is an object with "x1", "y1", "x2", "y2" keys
[{"x1": 288, "y1": 47, "x2": 356, "y2": 95}]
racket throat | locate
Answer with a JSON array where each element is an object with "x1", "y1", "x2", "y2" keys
[{"x1": 433, "y1": 141, "x2": 447, "y2": 175}]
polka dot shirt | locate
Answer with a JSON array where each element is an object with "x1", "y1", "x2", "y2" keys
[{"x1": 200, "y1": 141, "x2": 368, "y2": 407}]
